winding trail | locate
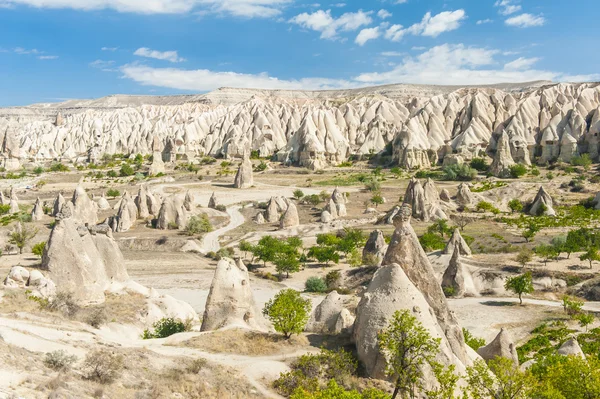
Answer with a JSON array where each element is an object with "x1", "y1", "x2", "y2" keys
[
  {"x1": 200, "y1": 205, "x2": 245, "y2": 253},
  {"x1": 449, "y1": 296, "x2": 600, "y2": 312}
]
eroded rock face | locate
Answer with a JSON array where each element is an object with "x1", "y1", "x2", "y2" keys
[
  {"x1": 52, "y1": 193, "x2": 65, "y2": 217},
  {"x1": 477, "y1": 328, "x2": 519, "y2": 366},
  {"x1": 234, "y1": 153, "x2": 254, "y2": 189},
  {"x1": 489, "y1": 131, "x2": 516, "y2": 178},
  {"x1": 111, "y1": 192, "x2": 138, "y2": 233},
  {"x1": 456, "y1": 183, "x2": 475, "y2": 207},
  {"x1": 31, "y1": 197, "x2": 44, "y2": 221},
  {"x1": 8, "y1": 188, "x2": 19, "y2": 214},
  {"x1": 97, "y1": 194, "x2": 110, "y2": 210},
  {"x1": 331, "y1": 188, "x2": 347, "y2": 217},
  {"x1": 280, "y1": 201, "x2": 299, "y2": 229},
  {"x1": 208, "y1": 192, "x2": 218, "y2": 209},
  {"x1": 306, "y1": 291, "x2": 351, "y2": 334},
  {"x1": 157, "y1": 196, "x2": 189, "y2": 230},
  {"x1": 557, "y1": 337, "x2": 585, "y2": 358},
  {"x1": 362, "y1": 229, "x2": 387, "y2": 266},
  {"x1": 529, "y1": 186, "x2": 556, "y2": 216},
  {"x1": 71, "y1": 185, "x2": 98, "y2": 225},
  {"x1": 443, "y1": 229, "x2": 472, "y2": 256},
  {"x1": 441, "y1": 248, "x2": 467, "y2": 297},
  {"x1": 403, "y1": 178, "x2": 447, "y2": 222},
  {"x1": 135, "y1": 185, "x2": 150, "y2": 218},
  {"x1": 201, "y1": 258, "x2": 266, "y2": 331},
  {"x1": 183, "y1": 190, "x2": 195, "y2": 212}
]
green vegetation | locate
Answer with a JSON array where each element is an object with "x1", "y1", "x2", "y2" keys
[
  {"x1": 509, "y1": 164, "x2": 529, "y2": 178},
  {"x1": 462, "y1": 328, "x2": 486, "y2": 351},
  {"x1": 32, "y1": 241, "x2": 46, "y2": 259},
  {"x1": 571, "y1": 153, "x2": 593, "y2": 170},
  {"x1": 293, "y1": 190, "x2": 305, "y2": 200},
  {"x1": 471, "y1": 180, "x2": 507, "y2": 192},
  {"x1": 119, "y1": 163, "x2": 135, "y2": 177},
  {"x1": 142, "y1": 317, "x2": 189, "y2": 339},
  {"x1": 475, "y1": 201, "x2": 500, "y2": 214},
  {"x1": 106, "y1": 188, "x2": 120, "y2": 198},
  {"x1": 184, "y1": 214, "x2": 213, "y2": 236},
  {"x1": 508, "y1": 199, "x2": 524, "y2": 213},
  {"x1": 248, "y1": 236, "x2": 304, "y2": 277},
  {"x1": 263, "y1": 289, "x2": 311, "y2": 339},
  {"x1": 514, "y1": 247, "x2": 533, "y2": 268},
  {"x1": 49, "y1": 163, "x2": 69, "y2": 172},
  {"x1": 305, "y1": 277, "x2": 328, "y2": 293},
  {"x1": 442, "y1": 163, "x2": 478, "y2": 181},
  {"x1": 469, "y1": 158, "x2": 489, "y2": 172},
  {"x1": 370, "y1": 193, "x2": 384, "y2": 208},
  {"x1": 504, "y1": 272, "x2": 534, "y2": 305},
  {"x1": 9, "y1": 224, "x2": 38, "y2": 254}
]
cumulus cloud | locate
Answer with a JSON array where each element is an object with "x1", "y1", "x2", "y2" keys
[
  {"x1": 383, "y1": 9, "x2": 465, "y2": 42},
  {"x1": 505, "y1": 13, "x2": 545, "y2": 27},
  {"x1": 0, "y1": 0, "x2": 290, "y2": 17},
  {"x1": 101, "y1": 47, "x2": 118, "y2": 51},
  {"x1": 90, "y1": 59, "x2": 117, "y2": 71},
  {"x1": 377, "y1": 9, "x2": 391, "y2": 19},
  {"x1": 134, "y1": 47, "x2": 185, "y2": 63},
  {"x1": 494, "y1": 0, "x2": 521, "y2": 16},
  {"x1": 355, "y1": 27, "x2": 380, "y2": 46},
  {"x1": 289, "y1": 9, "x2": 372, "y2": 40}
]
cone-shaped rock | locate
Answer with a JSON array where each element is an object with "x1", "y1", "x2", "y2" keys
[
  {"x1": 233, "y1": 153, "x2": 254, "y2": 189},
  {"x1": 362, "y1": 229, "x2": 387, "y2": 266},
  {"x1": 135, "y1": 185, "x2": 150, "y2": 218},
  {"x1": 326, "y1": 198, "x2": 338, "y2": 219},
  {"x1": 557, "y1": 337, "x2": 585, "y2": 357},
  {"x1": 183, "y1": 190, "x2": 195, "y2": 212},
  {"x1": 52, "y1": 193, "x2": 65, "y2": 217},
  {"x1": 8, "y1": 188, "x2": 19, "y2": 214},
  {"x1": 97, "y1": 194, "x2": 110, "y2": 210},
  {"x1": 208, "y1": 192, "x2": 218, "y2": 209},
  {"x1": 254, "y1": 212, "x2": 265, "y2": 224},
  {"x1": 71, "y1": 184, "x2": 98, "y2": 225},
  {"x1": 265, "y1": 197, "x2": 280, "y2": 223},
  {"x1": 443, "y1": 228, "x2": 472, "y2": 256},
  {"x1": 489, "y1": 131, "x2": 515, "y2": 178},
  {"x1": 201, "y1": 258, "x2": 266, "y2": 331},
  {"x1": 31, "y1": 197, "x2": 44, "y2": 221},
  {"x1": 442, "y1": 247, "x2": 467, "y2": 297},
  {"x1": 477, "y1": 328, "x2": 519, "y2": 366},
  {"x1": 306, "y1": 291, "x2": 347, "y2": 334},
  {"x1": 440, "y1": 188, "x2": 451, "y2": 202},
  {"x1": 456, "y1": 183, "x2": 475, "y2": 207},
  {"x1": 280, "y1": 201, "x2": 300, "y2": 229},
  {"x1": 529, "y1": 186, "x2": 556, "y2": 216}
]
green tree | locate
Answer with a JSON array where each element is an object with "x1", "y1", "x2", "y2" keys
[
  {"x1": 106, "y1": 188, "x2": 120, "y2": 198},
  {"x1": 462, "y1": 328, "x2": 486, "y2": 351},
  {"x1": 580, "y1": 246, "x2": 600, "y2": 269},
  {"x1": 308, "y1": 245, "x2": 340, "y2": 266},
  {"x1": 509, "y1": 164, "x2": 528, "y2": 178},
  {"x1": 577, "y1": 312, "x2": 594, "y2": 332},
  {"x1": 371, "y1": 194, "x2": 384, "y2": 208},
  {"x1": 9, "y1": 223, "x2": 39, "y2": 254},
  {"x1": 274, "y1": 249, "x2": 301, "y2": 278},
  {"x1": 504, "y1": 272, "x2": 534, "y2": 305},
  {"x1": 293, "y1": 190, "x2": 305, "y2": 200},
  {"x1": 252, "y1": 236, "x2": 281, "y2": 266},
  {"x1": 263, "y1": 289, "x2": 311, "y2": 339},
  {"x1": 465, "y1": 357, "x2": 536, "y2": 399},
  {"x1": 378, "y1": 310, "x2": 441, "y2": 399},
  {"x1": 184, "y1": 214, "x2": 213, "y2": 236},
  {"x1": 508, "y1": 199, "x2": 524, "y2": 213},
  {"x1": 469, "y1": 158, "x2": 488, "y2": 172},
  {"x1": 427, "y1": 219, "x2": 453, "y2": 239},
  {"x1": 32, "y1": 241, "x2": 46, "y2": 259},
  {"x1": 119, "y1": 164, "x2": 135, "y2": 177},
  {"x1": 239, "y1": 240, "x2": 254, "y2": 260},
  {"x1": 535, "y1": 244, "x2": 560, "y2": 266},
  {"x1": 336, "y1": 228, "x2": 366, "y2": 256},
  {"x1": 515, "y1": 247, "x2": 533, "y2": 268},
  {"x1": 522, "y1": 223, "x2": 540, "y2": 243},
  {"x1": 534, "y1": 355, "x2": 600, "y2": 399}
]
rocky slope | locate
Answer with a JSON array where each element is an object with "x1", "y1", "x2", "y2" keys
[{"x1": 2, "y1": 81, "x2": 599, "y2": 171}]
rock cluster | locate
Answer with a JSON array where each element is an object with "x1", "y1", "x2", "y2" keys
[
  {"x1": 306, "y1": 291, "x2": 354, "y2": 335},
  {"x1": 402, "y1": 178, "x2": 447, "y2": 222},
  {"x1": 201, "y1": 258, "x2": 266, "y2": 331},
  {"x1": 156, "y1": 195, "x2": 190, "y2": 230}
]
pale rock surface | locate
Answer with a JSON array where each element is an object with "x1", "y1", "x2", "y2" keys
[
  {"x1": 208, "y1": 192, "x2": 218, "y2": 209},
  {"x1": 8, "y1": 188, "x2": 19, "y2": 214},
  {"x1": 334, "y1": 308, "x2": 355, "y2": 335},
  {"x1": 477, "y1": 328, "x2": 519, "y2": 366},
  {"x1": 254, "y1": 212, "x2": 265, "y2": 224},
  {"x1": 321, "y1": 210, "x2": 333, "y2": 223},
  {"x1": 265, "y1": 197, "x2": 281, "y2": 223},
  {"x1": 529, "y1": 186, "x2": 556, "y2": 216},
  {"x1": 280, "y1": 201, "x2": 300, "y2": 229},
  {"x1": 306, "y1": 291, "x2": 349, "y2": 334},
  {"x1": 183, "y1": 190, "x2": 195, "y2": 212},
  {"x1": 443, "y1": 229, "x2": 472, "y2": 256},
  {"x1": 456, "y1": 183, "x2": 475, "y2": 207},
  {"x1": 233, "y1": 152, "x2": 254, "y2": 189},
  {"x1": 52, "y1": 193, "x2": 65, "y2": 217},
  {"x1": 97, "y1": 194, "x2": 110, "y2": 210},
  {"x1": 135, "y1": 185, "x2": 150, "y2": 218},
  {"x1": 201, "y1": 258, "x2": 267, "y2": 331},
  {"x1": 71, "y1": 184, "x2": 98, "y2": 225},
  {"x1": 440, "y1": 189, "x2": 451, "y2": 202},
  {"x1": 362, "y1": 229, "x2": 387, "y2": 266},
  {"x1": 31, "y1": 197, "x2": 44, "y2": 221},
  {"x1": 157, "y1": 196, "x2": 189, "y2": 230},
  {"x1": 441, "y1": 248, "x2": 476, "y2": 298},
  {"x1": 4, "y1": 266, "x2": 30, "y2": 287},
  {"x1": 489, "y1": 131, "x2": 515, "y2": 178},
  {"x1": 557, "y1": 337, "x2": 585, "y2": 357}
]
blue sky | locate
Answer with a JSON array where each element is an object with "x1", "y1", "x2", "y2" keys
[{"x1": 1, "y1": 0, "x2": 599, "y2": 106}]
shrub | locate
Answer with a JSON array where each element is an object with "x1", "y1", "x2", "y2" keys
[
  {"x1": 215, "y1": 204, "x2": 227, "y2": 212},
  {"x1": 463, "y1": 328, "x2": 486, "y2": 351},
  {"x1": 184, "y1": 214, "x2": 213, "y2": 235},
  {"x1": 470, "y1": 158, "x2": 489, "y2": 172},
  {"x1": 364, "y1": 179, "x2": 381, "y2": 192},
  {"x1": 305, "y1": 277, "x2": 328, "y2": 293},
  {"x1": 33, "y1": 166, "x2": 44, "y2": 175},
  {"x1": 304, "y1": 194, "x2": 322, "y2": 206},
  {"x1": 508, "y1": 199, "x2": 524, "y2": 213},
  {"x1": 142, "y1": 317, "x2": 189, "y2": 339},
  {"x1": 82, "y1": 349, "x2": 124, "y2": 384},
  {"x1": 443, "y1": 286, "x2": 456, "y2": 297},
  {"x1": 106, "y1": 188, "x2": 120, "y2": 198},
  {"x1": 443, "y1": 164, "x2": 478, "y2": 181},
  {"x1": 509, "y1": 164, "x2": 528, "y2": 178},
  {"x1": 325, "y1": 270, "x2": 342, "y2": 290},
  {"x1": 293, "y1": 189, "x2": 305, "y2": 200},
  {"x1": 45, "y1": 291, "x2": 80, "y2": 318},
  {"x1": 119, "y1": 164, "x2": 134, "y2": 177},
  {"x1": 419, "y1": 232, "x2": 446, "y2": 252},
  {"x1": 107, "y1": 170, "x2": 118, "y2": 178},
  {"x1": 263, "y1": 289, "x2": 311, "y2": 338},
  {"x1": 44, "y1": 350, "x2": 78, "y2": 371},
  {"x1": 254, "y1": 161, "x2": 268, "y2": 172},
  {"x1": 32, "y1": 241, "x2": 46, "y2": 259},
  {"x1": 476, "y1": 201, "x2": 500, "y2": 214},
  {"x1": 49, "y1": 163, "x2": 69, "y2": 172},
  {"x1": 86, "y1": 307, "x2": 108, "y2": 328},
  {"x1": 571, "y1": 153, "x2": 592, "y2": 170}
]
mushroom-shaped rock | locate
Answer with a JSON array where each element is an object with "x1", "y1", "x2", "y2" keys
[
  {"x1": 477, "y1": 328, "x2": 519, "y2": 366},
  {"x1": 52, "y1": 193, "x2": 65, "y2": 217},
  {"x1": 280, "y1": 202, "x2": 300, "y2": 229},
  {"x1": 443, "y1": 228, "x2": 472, "y2": 256},
  {"x1": 489, "y1": 131, "x2": 516, "y2": 178},
  {"x1": 456, "y1": 183, "x2": 475, "y2": 207},
  {"x1": 201, "y1": 258, "x2": 266, "y2": 331},
  {"x1": 557, "y1": 337, "x2": 585, "y2": 358},
  {"x1": 233, "y1": 153, "x2": 254, "y2": 189},
  {"x1": 31, "y1": 198, "x2": 44, "y2": 221},
  {"x1": 362, "y1": 229, "x2": 387, "y2": 266},
  {"x1": 529, "y1": 186, "x2": 556, "y2": 216},
  {"x1": 208, "y1": 192, "x2": 218, "y2": 209},
  {"x1": 306, "y1": 291, "x2": 347, "y2": 334}
]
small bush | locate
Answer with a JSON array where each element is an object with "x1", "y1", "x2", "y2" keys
[
  {"x1": 293, "y1": 190, "x2": 305, "y2": 200},
  {"x1": 106, "y1": 188, "x2": 120, "y2": 198},
  {"x1": 254, "y1": 161, "x2": 268, "y2": 172},
  {"x1": 46, "y1": 292, "x2": 80, "y2": 318},
  {"x1": 305, "y1": 277, "x2": 328, "y2": 293},
  {"x1": 86, "y1": 307, "x2": 108, "y2": 328},
  {"x1": 215, "y1": 204, "x2": 227, "y2": 212},
  {"x1": 443, "y1": 286, "x2": 456, "y2": 297},
  {"x1": 49, "y1": 163, "x2": 69, "y2": 172},
  {"x1": 470, "y1": 158, "x2": 489, "y2": 172},
  {"x1": 509, "y1": 164, "x2": 528, "y2": 178},
  {"x1": 443, "y1": 164, "x2": 478, "y2": 181},
  {"x1": 419, "y1": 233, "x2": 446, "y2": 251},
  {"x1": 82, "y1": 349, "x2": 124, "y2": 384},
  {"x1": 142, "y1": 317, "x2": 189, "y2": 339},
  {"x1": 33, "y1": 166, "x2": 44, "y2": 175},
  {"x1": 463, "y1": 328, "x2": 486, "y2": 351},
  {"x1": 119, "y1": 164, "x2": 135, "y2": 177},
  {"x1": 32, "y1": 241, "x2": 46, "y2": 259},
  {"x1": 476, "y1": 201, "x2": 500, "y2": 214},
  {"x1": 184, "y1": 214, "x2": 213, "y2": 235},
  {"x1": 44, "y1": 350, "x2": 78, "y2": 371},
  {"x1": 325, "y1": 270, "x2": 342, "y2": 290}
]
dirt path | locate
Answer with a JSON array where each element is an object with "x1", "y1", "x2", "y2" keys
[{"x1": 200, "y1": 205, "x2": 245, "y2": 253}]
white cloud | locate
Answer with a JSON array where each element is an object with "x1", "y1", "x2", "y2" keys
[
  {"x1": 38, "y1": 55, "x2": 58, "y2": 60},
  {"x1": 120, "y1": 64, "x2": 356, "y2": 91},
  {"x1": 504, "y1": 57, "x2": 539, "y2": 70},
  {"x1": 119, "y1": 44, "x2": 600, "y2": 93},
  {"x1": 381, "y1": 51, "x2": 405, "y2": 57},
  {"x1": 377, "y1": 9, "x2": 391, "y2": 19},
  {"x1": 101, "y1": 47, "x2": 118, "y2": 51},
  {"x1": 90, "y1": 59, "x2": 117, "y2": 71},
  {"x1": 134, "y1": 47, "x2": 185, "y2": 63},
  {"x1": 411, "y1": 46, "x2": 426, "y2": 50},
  {"x1": 0, "y1": 0, "x2": 290, "y2": 17},
  {"x1": 505, "y1": 13, "x2": 545, "y2": 27},
  {"x1": 14, "y1": 47, "x2": 40, "y2": 54},
  {"x1": 355, "y1": 27, "x2": 380, "y2": 46},
  {"x1": 394, "y1": 0, "x2": 407, "y2": 3},
  {"x1": 289, "y1": 9, "x2": 372, "y2": 40},
  {"x1": 383, "y1": 9, "x2": 465, "y2": 42},
  {"x1": 476, "y1": 19, "x2": 493, "y2": 25},
  {"x1": 494, "y1": 0, "x2": 521, "y2": 16},
  {"x1": 354, "y1": 44, "x2": 598, "y2": 85}
]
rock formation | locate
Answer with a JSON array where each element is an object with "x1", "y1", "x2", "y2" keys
[
  {"x1": 331, "y1": 187, "x2": 347, "y2": 216},
  {"x1": 557, "y1": 337, "x2": 585, "y2": 357},
  {"x1": 440, "y1": 188, "x2": 451, "y2": 202},
  {"x1": 321, "y1": 210, "x2": 333, "y2": 223},
  {"x1": 529, "y1": 186, "x2": 556, "y2": 216},
  {"x1": 97, "y1": 194, "x2": 110, "y2": 210},
  {"x1": 354, "y1": 205, "x2": 470, "y2": 385},
  {"x1": 489, "y1": 131, "x2": 515, "y2": 178},
  {"x1": 156, "y1": 196, "x2": 189, "y2": 230},
  {"x1": 441, "y1": 248, "x2": 470, "y2": 297},
  {"x1": 148, "y1": 136, "x2": 166, "y2": 176},
  {"x1": 52, "y1": 193, "x2": 65, "y2": 217},
  {"x1": 31, "y1": 197, "x2": 44, "y2": 221},
  {"x1": 201, "y1": 258, "x2": 266, "y2": 331},
  {"x1": 208, "y1": 192, "x2": 218, "y2": 209},
  {"x1": 443, "y1": 229, "x2": 472, "y2": 256},
  {"x1": 265, "y1": 196, "x2": 281, "y2": 223},
  {"x1": 306, "y1": 291, "x2": 353, "y2": 334},
  {"x1": 456, "y1": 183, "x2": 475, "y2": 207},
  {"x1": 135, "y1": 185, "x2": 150, "y2": 218},
  {"x1": 71, "y1": 184, "x2": 98, "y2": 225},
  {"x1": 362, "y1": 229, "x2": 387, "y2": 266},
  {"x1": 280, "y1": 201, "x2": 299, "y2": 229},
  {"x1": 325, "y1": 198, "x2": 338, "y2": 220},
  {"x1": 183, "y1": 190, "x2": 195, "y2": 212},
  {"x1": 254, "y1": 212, "x2": 265, "y2": 224},
  {"x1": 233, "y1": 152, "x2": 254, "y2": 189},
  {"x1": 8, "y1": 188, "x2": 19, "y2": 214},
  {"x1": 111, "y1": 192, "x2": 138, "y2": 233},
  {"x1": 403, "y1": 178, "x2": 447, "y2": 221},
  {"x1": 477, "y1": 328, "x2": 519, "y2": 366}
]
